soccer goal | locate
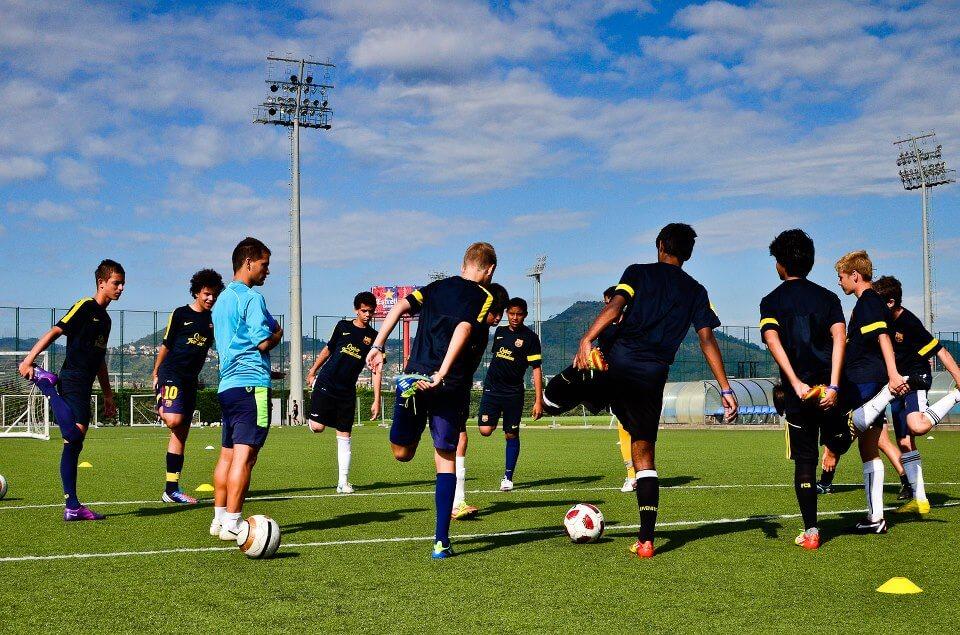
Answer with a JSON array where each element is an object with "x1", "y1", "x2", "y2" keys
[
  {"x1": 129, "y1": 394, "x2": 161, "y2": 426},
  {"x1": 0, "y1": 351, "x2": 51, "y2": 440}
]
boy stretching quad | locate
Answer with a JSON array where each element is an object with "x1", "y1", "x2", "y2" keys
[{"x1": 19, "y1": 260, "x2": 125, "y2": 520}]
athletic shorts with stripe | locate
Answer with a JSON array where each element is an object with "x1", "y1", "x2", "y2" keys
[
  {"x1": 785, "y1": 405, "x2": 850, "y2": 462},
  {"x1": 219, "y1": 386, "x2": 271, "y2": 448},
  {"x1": 891, "y1": 374, "x2": 932, "y2": 440}
]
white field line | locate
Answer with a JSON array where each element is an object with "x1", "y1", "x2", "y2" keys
[
  {"x1": 2, "y1": 501, "x2": 957, "y2": 563},
  {"x1": 3, "y1": 481, "x2": 960, "y2": 512}
]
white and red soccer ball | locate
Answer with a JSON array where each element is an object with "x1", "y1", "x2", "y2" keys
[{"x1": 563, "y1": 503, "x2": 604, "y2": 543}]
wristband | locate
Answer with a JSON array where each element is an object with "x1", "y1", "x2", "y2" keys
[
  {"x1": 720, "y1": 389, "x2": 735, "y2": 396},
  {"x1": 826, "y1": 385, "x2": 840, "y2": 392},
  {"x1": 371, "y1": 344, "x2": 385, "y2": 353}
]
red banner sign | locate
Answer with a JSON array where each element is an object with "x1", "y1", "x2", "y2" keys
[{"x1": 371, "y1": 285, "x2": 420, "y2": 318}]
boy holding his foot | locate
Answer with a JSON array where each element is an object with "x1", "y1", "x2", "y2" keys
[{"x1": 19, "y1": 260, "x2": 125, "y2": 521}]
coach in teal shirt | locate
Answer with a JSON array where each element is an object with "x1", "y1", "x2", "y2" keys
[{"x1": 209, "y1": 237, "x2": 283, "y2": 543}]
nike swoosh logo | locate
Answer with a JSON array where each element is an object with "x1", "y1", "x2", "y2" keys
[{"x1": 184, "y1": 322, "x2": 193, "y2": 326}]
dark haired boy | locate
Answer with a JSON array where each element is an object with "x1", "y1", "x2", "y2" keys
[
  {"x1": 365, "y1": 242, "x2": 497, "y2": 558},
  {"x1": 759, "y1": 229, "x2": 847, "y2": 549},
  {"x1": 576, "y1": 223, "x2": 737, "y2": 558},
  {"x1": 210, "y1": 237, "x2": 283, "y2": 541},
  {"x1": 19, "y1": 259, "x2": 125, "y2": 520},
  {"x1": 306, "y1": 291, "x2": 381, "y2": 493},
  {"x1": 477, "y1": 296, "x2": 543, "y2": 491},
  {"x1": 153, "y1": 268, "x2": 225, "y2": 504}
]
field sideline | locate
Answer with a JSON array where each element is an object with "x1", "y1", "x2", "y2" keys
[{"x1": 2, "y1": 426, "x2": 958, "y2": 633}]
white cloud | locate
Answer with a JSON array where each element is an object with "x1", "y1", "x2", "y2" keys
[
  {"x1": 55, "y1": 157, "x2": 101, "y2": 189},
  {"x1": 636, "y1": 208, "x2": 809, "y2": 255},
  {"x1": 7, "y1": 199, "x2": 78, "y2": 221},
  {"x1": 0, "y1": 155, "x2": 46, "y2": 181},
  {"x1": 506, "y1": 210, "x2": 591, "y2": 236}
]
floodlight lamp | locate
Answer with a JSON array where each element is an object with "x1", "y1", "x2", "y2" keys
[
  {"x1": 306, "y1": 76, "x2": 313, "y2": 84},
  {"x1": 270, "y1": 84, "x2": 278, "y2": 92},
  {"x1": 321, "y1": 100, "x2": 328, "y2": 108},
  {"x1": 268, "y1": 107, "x2": 277, "y2": 116},
  {"x1": 313, "y1": 99, "x2": 319, "y2": 106},
  {"x1": 290, "y1": 74, "x2": 298, "y2": 83},
  {"x1": 322, "y1": 124, "x2": 331, "y2": 130}
]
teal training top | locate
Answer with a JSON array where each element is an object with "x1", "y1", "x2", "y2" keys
[{"x1": 213, "y1": 281, "x2": 273, "y2": 392}]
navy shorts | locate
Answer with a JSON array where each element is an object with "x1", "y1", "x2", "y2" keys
[
  {"x1": 841, "y1": 380, "x2": 885, "y2": 430},
  {"x1": 478, "y1": 391, "x2": 524, "y2": 434},
  {"x1": 219, "y1": 386, "x2": 271, "y2": 448},
  {"x1": 608, "y1": 363, "x2": 669, "y2": 443},
  {"x1": 891, "y1": 374, "x2": 932, "y2": 439},
  {"x1": 390, "y1": 387, "x2": 468, "y2": 452},
  {"x1": 308, "y1": 386, "x2": 355, "y2": 432},
  {"x1": 58, "y1": 380, "x2": 92, "y2": 427},
  {"x1": 785, "y1": 405, "x2": 851, "y2": 462},
  {"x1": 155, "y1": 371, "x2": 198, "y2": 417}
]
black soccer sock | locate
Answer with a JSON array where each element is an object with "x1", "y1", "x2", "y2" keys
[
  {"x1": 795, "y1": 461, "x2": 817, "y2": 530},
  {"x1": 819, "y1": 467, "x2": 836, "y2": 487},
  {"x1": 634, "y1": 470, "x2": 659, "y2": 543},
  {"x1": 899, "y1": 473, "x2": 910, "y2": 487},
  {"x1": 165, "y1": 452, "x2": 184, "y2": 494}
]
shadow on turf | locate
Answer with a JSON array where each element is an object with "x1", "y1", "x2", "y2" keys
[
  {"x1": 466, "y1": 498, "x2": 610, "y2": 521},
  {"x1": 655, "y1": 515, "x2": 785, "y2": 555},
  {"x1": 282, "y1": 508, "x2": 429, "y2": 535},
  {"x1": 516, "y1": 475, "x2": 603, "y2": 488},
  {"x1": 454, "y1": 525, "x2": 564, "y2": 554}
]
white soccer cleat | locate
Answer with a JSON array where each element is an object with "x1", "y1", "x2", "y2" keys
[
  {"x1": 218, "y1": 523, "x2": 241, "y2": 542},
  {"x1": 336, "y1": 482, "x2": 355, "y2": 494},
  {"x1": 209, "y1": 518, "x2": 222, "y2": 537},
  {"x1": 621, "y1": 477, "x2": 637, "y2": 493},
  {"x1": 500, "y1": 478, "x2": 514, "y2": 492}
]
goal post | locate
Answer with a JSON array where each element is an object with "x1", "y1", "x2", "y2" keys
[
  {"x1": 130, "y1": 394, "x2": 161, "y2": 427},
  {"x1": 0, "y1": 351, "x2": 51, "y2": 440}
]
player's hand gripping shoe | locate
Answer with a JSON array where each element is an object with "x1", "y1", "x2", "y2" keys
[
  {"x1": 30, "y1": 365, "x2": 59, "y2": 386},
  {"x1": 162, "y1": 490, "x2": 198, "y2": 504},
  {"x1": 63, "y1": 505, "x2": 105, "y2": 521},
  {"x1": 431, "y1": 541, "x2": 455, "y2": 559},
  {"x1": 794, "y1": 528, "x2": 820, "y2": 550},
  {"x1": 499, "y1": 478, "x2": 514, "y2": 492},
  {"x1": 451, "y1": 501, "x2": 479, "y2": 520},
  {"x1": 629, "y1": 540, "x2": 655, "y2": 558}
]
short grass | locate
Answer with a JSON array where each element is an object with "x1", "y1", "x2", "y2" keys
[{"x1": 1, "y1": 425, "x2": 959, "y2": 633}]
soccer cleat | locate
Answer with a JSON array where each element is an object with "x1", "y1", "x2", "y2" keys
[
  {"x1": 31, "y1": 365, "x2": 59, "y2": 386},
  {"x1": 896, "y1": 499, "x2": 931, "y2": 515},
  {"x1": 336, "y1": 482, "x2": 355, "y2": 494},
  {"x1": 794, "y1": 528, "x2": 820, "y2": 550},
  {"x1": 816, "y1": 482, "x2": 833, "y2": 495},
  {"x1": 396, "y1": 373, "x2": 433, "y2": 399},
  {"x1": 209, "y1": 518, "x2": 222, "y2": 537},
  {"x1": 431, "y1": 541, "x2": 455, "y2": 559},
  {"x1": 585, "y1": 348, "x2": 608, "y2": 372},
  {"x1": 162, "y1": 490, "x2": 198, "y2": 505},
  {"x1": 63, "y1": 505, "x2": 105, "y2": 521},
  {"x1": 621, "y1": 477, "x2": 637, "y2": 493},
  {"x1": 500, "y1": 478, "x2": 514, "y2": 492},
  {"x1": 629, "y1": 540, "x2": 655, "y2": 558},
  {"x1": 451, "y1": 501, "x2": 479, "y2": 520},
  {"x1": 851, "y1": 517, "x2": 888, "y2": 534},
  {"x1": 802, "y1": 385, "x2": 826, "y2": 401},
  {"x1": 218, "y1": 523, "x2": 241, "y2": 542},
  {"x1": 897, "y1": 483, "x2": 913, "y2": 501}
]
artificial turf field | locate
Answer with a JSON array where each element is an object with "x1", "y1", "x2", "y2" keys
[{"x1": 1, "y1": 425, "x2": 959, "y2": 633}]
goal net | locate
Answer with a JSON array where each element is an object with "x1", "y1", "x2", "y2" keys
[
  {"x1": 0, "y1": 351, "x2": 51, "y2": 440},
  {"x1": 130, "y1": 393, "x2": 161, "y2": 426}
]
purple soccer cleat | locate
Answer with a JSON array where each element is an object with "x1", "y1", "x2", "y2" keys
[
  {"x1": 32, "y1": 366, "x2": 59, "y2": 387},
  {"x1": 64, "y1": 505, "x2": 106, "y2": 521}
]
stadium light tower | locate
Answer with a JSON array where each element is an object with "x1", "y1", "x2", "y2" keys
[
  {"x1": 428, "y1": 270, "x2": 448, "y2": 282},
  {"x1": 255, "y1": 55, "x2": 334, "y2": 416},
  {"x1": 893, "y1": 131, "x2": 955, "y2": 332},
  {"x1": 526, "y1": 255, "x2": 547, "y2": 337}
]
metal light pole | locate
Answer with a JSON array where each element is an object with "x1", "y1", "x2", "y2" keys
[
  {"x1": 526, "y1": 255, "x2": 547, "y2": 338},
  {"x1": 255, "y1": 55, "x2": 334, "y2": 417},
  {"x1": 894, "y1": 132, "x2": 955, "y2": 332}
]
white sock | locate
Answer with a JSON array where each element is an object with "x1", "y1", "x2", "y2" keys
[
  {"x1": 863, "y1": 458, "x2": 884, "y2": 522},
  {"x1": 223, "y1": 511, "x2": 242, "y2": 531},
  {"x1": 454, "y1": 456, "x2": 466, "y2": 507},
  {"x1": 901, "y1": 450, "x2": 926, "y2": 502},
  {"x1": 214, "y1": 506, "x2": 226, "y2": 522},
  {"x1": 924, "y1": 389, "x2": 960, "y2": 426},
  {"x1": 851, "y1": 383, "x2": 900, "y2": 432},
  {"x1": 337, "y1": 436, "x2": 352, "y2": 485}
]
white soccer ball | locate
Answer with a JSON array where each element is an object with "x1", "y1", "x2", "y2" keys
[
  {"x1": 236, "y1": 514, "x2": 281, "y2": 559},
  {"x1": 563, "y1": 503, "x2": 604, "y2": 543},
  {"x1": 0, "y1": 474, "x2": 6, "y2": 500}
]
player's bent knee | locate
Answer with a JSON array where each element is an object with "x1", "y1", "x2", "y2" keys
[
  {"x1": 391, "y1": 443, "x2": 416, "y2": 461},
  {"x1": 308, "y1": 420, "x2": 326, "y2": 433},
  {"x1": 478, "y1": 426, "x2": 495, "y2": 437},
  {"x1": 504, "y1": 431, "x2": 518, "y2": 440}
]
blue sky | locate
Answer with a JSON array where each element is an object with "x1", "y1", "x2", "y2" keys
[{"x1": 2, "y1": 0, "x2": 959, "y2": 332}]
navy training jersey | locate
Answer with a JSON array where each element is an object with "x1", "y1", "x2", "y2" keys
[
  {"x1": 483, "y1": 324, "x2": 542, "y2": 396},
  {"x1": 759, "y1": 279, "x2": 845, "y2": 413},
  {"x1": 890, "y1": 308, "x2": 941, "y2": 376},
  {"x1": 404, "y1": 276, "x2": 493, "y2": 390},
  {"x1": 597, "y1": 321, "x2": 619, "y2": 353},
  {"x1": 844, "y1": 288, "x2": 892, "y2": 384},
  {"x1": 314, "y1": 319, "x2": 378, "y2": 399},
  {"x1": 609, "y1": 262, "x2": 720, "y2": 367},
  {"x1": 56, "y1": 297, "x2": 111, "y2": 387},
  {"x1": 159, "y1": 305, "x2": 215, "y2": 379}
]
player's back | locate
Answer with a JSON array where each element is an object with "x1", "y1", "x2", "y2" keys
[
  {"x1": 890, "y1": 307, "x2": 940, "y2": 375},
  {"x1": 845, "y1": 288, "x2": 891, "y2": 383},
  {"x1": 609, "y1": 262, "x2": 718, "y2": 367}
]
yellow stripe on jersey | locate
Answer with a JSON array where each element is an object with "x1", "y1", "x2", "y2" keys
[
  {"x1": 860, "y1": 321, "x2": 887, "y2": 334},
  {"x1": 759, "y1": 317, "x2": 779, "y2": 328},
  {"x1": 918, "y1": 338, "x2": 939, "y2": 357},
  {"x1": 411, "y1": 289, "x2": 423, "y2": 304},
  {"x1": 60, "y1": 297, "x2": 92, "y2": 323},
  {"x1": 162, "y1": 312, "x2": 175, "y2": 341},
  {"x1": 476, "y1": 286, "x2": 493, "y2": 323},
  {"x1": 526, "y1": 354, "x2": 542, "y2": 362},
  {"x1": 615, "y1": 283, "x2": 635, "y2": 298},
  {"x1": 710, "y1": 301, "x2": 718, "y2": 316}
]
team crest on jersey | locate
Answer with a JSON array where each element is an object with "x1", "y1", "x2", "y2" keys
[
  {"x1": 515, "y1": 339, "x2": 524, "y2": 348},
  {"x1": 895, "y1": 332, "x2": 904, "y2": 343},
  {"x1": 363, "y1": 336, "x2": 372, "y2": 345},
  {"x1": 95, "y1": 335, "x2": 107, "y2": 348},
  {"x1": 481, "y1": 414, "x2": 489, "y2": 422},
  {"x1": 165, "y1": 399, "x2": 173, "y2": 408}
]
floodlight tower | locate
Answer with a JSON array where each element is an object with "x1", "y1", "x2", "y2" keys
[
  {"x1": 526, "y1": 255, "x2": 547, "y2": 337},
  {"x1": 428, "y1": 270, "x2": 448, "y2": 282},
  {"x1": 894, "y1": 131, "x2": 955, "y2": 332},
  {"x1": 255, "y1": 55, "x2": 334, "y2": 415}
]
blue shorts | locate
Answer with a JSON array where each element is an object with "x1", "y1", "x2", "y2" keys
[
  {"x1": 156, "y1": 371, "x2": 198, "y2": 417},
  {"x1": 219, "y1": 386, "x2": 271, "y2": 448},
  {"x1": 841, "y1": 381, "x2": 885, "y2": 417},
  {"x1": 891, "y1": 375, "x2": 933, "y2": 439},
  {"x1": 58, "y1": 381, "x2": 92, "y2": 427},
  {"x1": 478, "y1": 391, "x2": 524, "y2": 434},
  {"x1": 390, "y1": 387, "x2": 468, "y2": 452}
]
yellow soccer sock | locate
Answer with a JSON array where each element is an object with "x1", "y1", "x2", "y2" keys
[{"x1": 617, "y1": 423, "x2": 635, "y2": 479}]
